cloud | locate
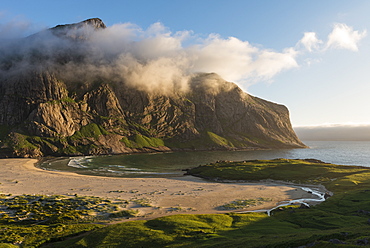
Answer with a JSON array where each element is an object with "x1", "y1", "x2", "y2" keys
[
  {"x1": 0, "y1": 19, "x2": 366, "y2": 94},
  {"x1": 297, "y1": 23, "x2": 366, "y2": 53},
  {"x1": 249, "y1": 48, "x2": 298, "y2": 81},
  {"x1": 298, "y1": 32, "x2": 322, "y2": 52},
  {"x1": 1, "y1": 20, "x2": 300, "y2": 93},
  {"x1": 90, "y1": 24, "x2": 299, "y2": 85},
  {"x1": 326, "y1": 23, "x2": 367, "y2": 51},
  {"x1": 188, "y1": 35, "x2": 298, "y2": 84}
]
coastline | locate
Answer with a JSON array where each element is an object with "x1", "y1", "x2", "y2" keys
[{"x1": 0, "y1": 158, "x2": 322, "y2": 220}]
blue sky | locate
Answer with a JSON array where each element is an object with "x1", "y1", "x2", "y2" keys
[{"x1": 1, "y1": 0, "x2": 370, "y2": 126}]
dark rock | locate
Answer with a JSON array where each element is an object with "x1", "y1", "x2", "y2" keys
[
  {"x1": 328, "y1": 239, "x2": 346, "y2": 244},
  {"x1": 324, "y1": 192, "x2": 331, "y2": 199},
  {"x1": 303, "y1": 159, "x2": 326, "y2": 163},
  {"x1": 357, "y1": 210, "x2": 370, "y2": 215},
  {"x1": 356, "y1": 238, "x2": 369, "y2": 245},
  {"x1": 299, "y1": 203, "x2": 310, "y2": 209},
  {"x1": 306, "y1": 242, "x2": 319, "y2": 247}
]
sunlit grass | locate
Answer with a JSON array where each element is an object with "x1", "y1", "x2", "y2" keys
[{"x1": 187, "y1": 158, "x2": 369, "y2": 184}]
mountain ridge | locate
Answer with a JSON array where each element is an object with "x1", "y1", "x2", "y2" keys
[{"x1": 0, "y1": 19, "x2": 305, "y2": 157}]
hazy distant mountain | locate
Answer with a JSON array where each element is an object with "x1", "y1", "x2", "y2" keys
[
  {"x1": 0, "y1": 18, "x2": 305, "y2": 157},
  {"x1": 294, "y1": 125, "x2": 370, "y2": 141}
]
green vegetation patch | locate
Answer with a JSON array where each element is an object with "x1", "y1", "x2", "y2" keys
[
  {"x1": 187, "y1": 158, "x2": 369, "y2": 183},
  {"x1": 50, "y1": 212, "x2": 346, "y2": 248},
  {"x1": 0, "y1": 194, "x2": 132, "y2": 224},
  {"x1": 0, "y1": 194, "x2": 137, "y2": 247},
  {"x1": 0, "y1": 243, "x2": 18, "y2": 248},
  {"x1": 165, "y1": 131, "x2": 237, "y2": 150},
  {"x1": 206, "y1": 131, "x2": 235, "y2": 147},
  {"x1": 3, "y1": 123, "x2": 111, "y2": 157},
  {"x1": 219, "y1": 198, "x2": 272, "y2": 210},
  {"x1": 0, "y1": 223, "x2": 100, "y2": 247},
  {"x1": 132, "y1": 198, "x2": 153, "y2": 207},
  {"x1": 8, "y1": 133, "x2": 38, "y2": 151},
  {"x1": 165, "y1": 130, "x2": 274, "y2": 150},
  {"x1": 70, "y1": 123, "x2": 109, "y2": 140},
  {"x1": 120, "y1": 134, "x2": 164, "y2": 149}
]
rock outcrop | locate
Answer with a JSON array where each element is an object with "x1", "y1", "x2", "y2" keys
[{"x1": 0, "y1": 19, "x2": 306, "y2": 157}]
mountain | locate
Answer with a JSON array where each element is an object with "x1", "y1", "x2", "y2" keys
[{"x1": 0, "y1": 18, "x2": 305, "y2": 158}]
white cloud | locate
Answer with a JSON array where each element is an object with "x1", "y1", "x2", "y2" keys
[
  {"x1": 249, "y1": 48, "x2": 298, "y2": 81},
  {"x1": 296, "y1": 24, "x2": 366, "y2": 54},
  {"x1": 326, "y1": 23, "x2": 367, "y2": 51},
  {"x1": 188, "y1": 35, "x2": 257, "y2": 82},
  {"x1": 298, "y1": 32, "x2": 322, "y2": 52},
  {"x1": 1, "y1": 19, "x2": 366, "y2": 93},
  {"x1": 89, "y1": 25, "x2": 300, "y2": 87}
]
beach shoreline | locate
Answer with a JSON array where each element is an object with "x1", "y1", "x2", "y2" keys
[{"x1": 0, "y1": 158, "x2": 324, "y2": 220}]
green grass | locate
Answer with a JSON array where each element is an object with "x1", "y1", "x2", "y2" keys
[
  {"x1": 9, "y1": 133, "x2": 38, "y2": 151},
  {"x1": 0, "y1": 195, "x2": 132, "y2": 225},
  {"x1": 219, "y1": 198, "x2": 272, "y2": 210},
  {"x1": 132, "y1": 198, "x2": 153, "y2": 207},
  {"x1": 187, "y1": 158, "x2": 368, "y2": 183},
  {"x1": 165, "y1": 131, "x2": 276, "y2": 150},
  {"x1": 0, "y1": 223, "x2": 100, "y2": 247},
  {"x1": 206, "y1": 131, "x2": 234, "y2": 148},
  {"x1": 47, "y1": 97, "x2": 76, "y2": 104},
  {"x1": 0, "y1": 243, "x2": 18, "y2": 248},
  {"x1": 49, "y1": 212, "x2": 358, "y2": 248},
  {"x1": 120, "y1": 134, "x2": 164, "y2": 149},
  {"x1": 165, "y1": 131, "x2": 235, "y2": 150},
  {"x1": 0, "y1": 194, "x2": 139, "y2": 247},
  {"x1": 70, "y1": 123, "x2": 109, "y2": 140},
  {"x1": 3, "y1": 123, "x2": 111, "y2": 157}
]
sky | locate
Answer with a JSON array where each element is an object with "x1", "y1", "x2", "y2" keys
[{"x1": 1, "y1": 0, "x2": 370, "y2": 127}]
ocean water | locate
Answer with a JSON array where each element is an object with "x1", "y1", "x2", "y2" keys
[{"x1": 39, "y1": 141, "x2": 370, "y2": 178}]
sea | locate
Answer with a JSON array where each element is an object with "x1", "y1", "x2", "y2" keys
[{"x1": 39, "y1": 141, "x2": 370, "y2": 178}]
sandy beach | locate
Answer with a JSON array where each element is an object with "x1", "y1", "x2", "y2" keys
[{"x1": 0, "y1": 158, "x2": 322, "y2": 220}]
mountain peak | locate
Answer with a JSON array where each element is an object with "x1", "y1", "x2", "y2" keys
[
  {"x1": 49, "y1": 18, "x2": 106, "y2": 40},
  {"x1": 52, "y1": 18, "x2": 106, "y2": 31},
  {"x1": 81, "y1": 18, "x2": 106, "y2": 29}
]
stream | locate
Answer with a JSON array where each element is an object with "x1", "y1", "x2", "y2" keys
[{"x1": 238, "y1": 186, "x2": 329, "y2": 216}]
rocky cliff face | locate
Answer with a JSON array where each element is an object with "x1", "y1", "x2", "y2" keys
[{"x1": 0, "y1": 19, "x2": 305, "y2": 157}]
